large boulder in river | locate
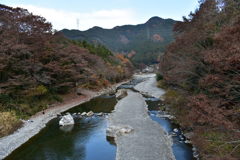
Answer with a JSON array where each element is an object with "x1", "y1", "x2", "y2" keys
[
  {"x1": 59, "y1": 113, "x2": 74, "y2": 126},
  {"x1": 60, "y1": 125, "x2": 74, "y2": 132},
  {"x1": 116, "y1": 89, "x2": 128, "y2": 100}
]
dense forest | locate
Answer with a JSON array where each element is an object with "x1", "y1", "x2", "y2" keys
[
  {"x1": 61, "y1": 17, "x2": 176, "y2": 65},
  {"x1": 0, "y1": 4, "x2": 133, "y2": 137},
  {"x1": 159, "y1": 0, "x2": 240, "y2": 159}
]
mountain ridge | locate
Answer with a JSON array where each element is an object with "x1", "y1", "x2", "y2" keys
[{"x1": 61, "y1": 16, "x2": 177, "y2": 64}]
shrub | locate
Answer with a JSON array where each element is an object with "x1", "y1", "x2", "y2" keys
[
  {"x1": 0, "y1": 94, "x2": 12, "y2": 105},
  {"x1": 163, "y1": 89, "x2": 188, "y2": 124},
  {"x1": 156, "y1": 73, "x2": 163, "y2": 81},
  {"x1": 157, "y1": 80, "x2": 168, "y2": 89},
  {"x1": 0, "y1": 111, "x2": 22, "y2": 137},
  {"x1": 29, "y1": 85, "x2": 48, "y2": 97},
  {"x1": 193, "y1": 129, "x2": 240, "y2": 159},
  {"x1": 164, "y1": 89, "x2": 186, "y2": 108},
  {"x1": 36, "y1": 85, "x2": 48, "y2": 95}
]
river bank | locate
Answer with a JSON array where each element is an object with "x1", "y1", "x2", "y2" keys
[{"x1": 0, "y1": 81, "x2": 128, "y2": 159}]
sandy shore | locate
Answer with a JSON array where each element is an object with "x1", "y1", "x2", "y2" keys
[{"x1": 0, "y1": 81, "x2": 127, "y2": 159}]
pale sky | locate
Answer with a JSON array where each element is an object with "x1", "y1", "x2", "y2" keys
[{"x1": 1, "y1": 0, "x2": 199, "y2": 31}]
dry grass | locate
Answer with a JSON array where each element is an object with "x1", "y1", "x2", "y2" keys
[
  {"x1": 157, "y1": 80, "x2": 168, "y2": 89},
  {"x1": 0, "y1": 111, "x2": 22, "y2": 138}
]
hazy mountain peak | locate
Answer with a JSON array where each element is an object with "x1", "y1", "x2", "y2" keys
[
  {"x1": 88, "y1": 26, "x2": 103, "y2": 31},
  {"x1": 61, "y1": 17, "x2": 176, "y2": 64},
  {"x1": 146, "y1": 16, "x2": 163, "y2": 23}
]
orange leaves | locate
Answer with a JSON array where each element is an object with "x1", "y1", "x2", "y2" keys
[{"x1": 116, "y1": 54, "x2": 130, "y2": 64}]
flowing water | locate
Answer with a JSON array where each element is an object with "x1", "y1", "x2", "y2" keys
[
  {"x1": 6, "y1": 77, "x2": 195, "y2": 160},
  {"x1": 145, "y1": 97, "x2": 195, "y2": 160}
]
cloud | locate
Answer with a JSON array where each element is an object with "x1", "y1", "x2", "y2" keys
[{"x1": 13, "y1": 4, "x2": 137, "y2": 31}]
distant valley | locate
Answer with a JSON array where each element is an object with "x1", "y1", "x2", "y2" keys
[{"x1": 61, "y1": 17, "x2": 176, "y2": 64}]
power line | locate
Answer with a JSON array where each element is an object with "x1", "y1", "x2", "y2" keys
[{"x1": 76, "y1": 18, "x2": 79, "y2": 30}]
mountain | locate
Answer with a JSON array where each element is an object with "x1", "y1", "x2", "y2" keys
[{"x1": 61, "y1": 17, "x2": 177, "y2": 64}]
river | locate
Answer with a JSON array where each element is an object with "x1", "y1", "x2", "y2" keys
[{"x1": 5, "y1": 74, "x2": 195, "y2": 160}]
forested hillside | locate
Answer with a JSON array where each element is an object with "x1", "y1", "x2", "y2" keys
[
  {"x1": 61, "y1": 17, "x2": 176, "y2": 65},
  {"x1": 0, "y1": 4, "x2": 133, "y2": 137},
  {"x1": 159, "y1": 0, "x2": 240, "y2": 159}
]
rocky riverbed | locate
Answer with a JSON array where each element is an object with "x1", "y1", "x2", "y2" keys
[
  {"x1": 134, "y1": 73, "x2": 165, "y2": 99},
  {"x1": 107, "y1": 90, "x2": 175, "y2": 160}
]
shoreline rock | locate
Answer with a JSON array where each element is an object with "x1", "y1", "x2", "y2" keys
[
  {"x1": 59, "y1": 114, "x2": 74, "y2": 126},
  {"x1": 86, "y1": 111, "x2": 94, "y2": 117},
  {"x1": 116, "y1": 89, "x2": 128, "y2": 100}
]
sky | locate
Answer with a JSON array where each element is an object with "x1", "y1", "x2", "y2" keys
[{"x1": 1, "y1": 0, "x2": 199, "y2": 31}]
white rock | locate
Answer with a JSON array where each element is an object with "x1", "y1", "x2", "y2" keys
[
  {"x1": 107, "y1": 88, "x2": 116, "y2": 95},
  {"x1": 184, "y1": 140, "x2": 192, "y2": 144},
  {"x1": 60, "y1": 125, "x2": 74, "y2": 132},
  {"x1": 173, "y1": 128, "x2": 178, "y2": 133},
  {"x1": 86, "y1": 111, "x2": 94, "y2": 117},
  {"x1": 193, "y1": 152, "x2": 199, "y2": 158},
  {"x1": 170, "y1": 132, "x2": 177, "y2": 136},
  {"x1": 59, "y1": 114, "x2": 74, "y2": 126},
  {"x1": 81, "y1": 112, "x2": 87, "y2": 116},
  {"x1": 116, "y1": 89, "x2": 128, "y2": 99},
  {"x1": 106, "y1": 125, "x2": 133, "y2": 137},
  {"x1": 96, "y1": 112, "x2": 103, "y2": 116},
  {"x1": 192, "y1": 147, "x2": 197, "y2": 152},
  {"x1": 179, "y1": 135, "x2": 185, "y2": 141},
  {"x1": 119, "y1": 127, "x2": 133, "y2": 134},
  {"x1": 157, "y1": 114, "x2": 175, "y2": 119}
]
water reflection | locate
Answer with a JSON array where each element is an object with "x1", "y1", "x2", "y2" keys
[{"x1": 5, "y1": 96, "x2": 117, "y2": 160}]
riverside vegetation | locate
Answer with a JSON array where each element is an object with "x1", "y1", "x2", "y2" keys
[
  {"x1": 159, "y1": 0, "x2": 240, "y2": 159},
  {"x1": 1, "y1": 1, "x2": 240, "y2": 160},
  {"x1": 0, "y1": 4, "x2": 133, "y2": 137}
]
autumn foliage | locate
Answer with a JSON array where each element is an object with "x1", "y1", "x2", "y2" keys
[
  {"x1": 0, "y1": 4, "x2": 133, "y2": 136},
  {"x1": 160, "y1": 0, "x2": 240, "y2": 159}
]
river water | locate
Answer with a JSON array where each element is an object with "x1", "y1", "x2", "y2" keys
[
  {"x1": 5, "y1": 96, "x2": 117, "y2": 160},
  {"x1": 5, "y1": 77, "x2": 195, "y2": 160},
  {"x1": 145, "y1": 98, "x2": 194, "y2": 160}
]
